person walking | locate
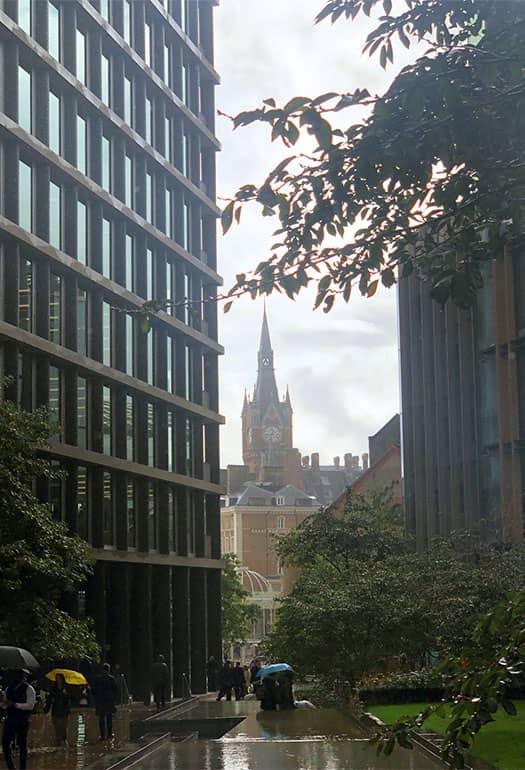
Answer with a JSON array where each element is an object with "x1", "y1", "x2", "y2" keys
[
  {"x1": 44, "y1": 672, "x2": 70, "y2": 747},
  {"x1": 205, "y1": 656, "x2": 218, "y2": 692},
  {"x1": 151, "y1": 655, "x2": 169, "y2": 711},
  {"x1": 232, "y1": 662, "x2": 245, "y2": 700},
  {"x1": 113, "y1": 664, "x2": 129, "y2": 706},
  {"x1": 249, "y1": 659, "x2": 262, "y2": 692},
  {"x1": 0, "y1": 669, "x2": 36, "y2": 770},
  {"x1": 242, "y1": 665, "x2": 251, "y2": 696},
  {"x1": 92, "y1": 663, "x2": 117, "y2": 741},
  {"x1": 215, "y1": 661, "x2": 234, "y2": 701}
]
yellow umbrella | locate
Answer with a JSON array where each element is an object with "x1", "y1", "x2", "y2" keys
[{"x1": 46, "y1": 669, "x2": 88, "y2": 686}]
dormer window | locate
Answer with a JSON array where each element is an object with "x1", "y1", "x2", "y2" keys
[{"x1": 277, "y1": 497, "x2": 285, "y2": 506}]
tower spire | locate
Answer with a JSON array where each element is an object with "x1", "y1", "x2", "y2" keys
[
  {"x1": 255, "y1": 305, "x2": 279, "y2": 407},
  {"x1": 259, "y1": 301, "x2": 272, "y2": 357}
]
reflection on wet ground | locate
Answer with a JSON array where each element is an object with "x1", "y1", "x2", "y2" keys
[{"x1": 135, "y1": 699, "x2": 443, "y2": 770}]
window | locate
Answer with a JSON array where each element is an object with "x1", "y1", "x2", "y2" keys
[
  {"x1": 145, "y1": 97, "x2": 153, "y2": 144},
  {"x1": 19, "y1": 160, "x2": 32, "y2": 232},
  {"x1": 127, "y1": 479, "x2": 136, "y2": 547},
  {"x1": 180, "y1": 0, "x2": 189, "y2": 32},
  {"x1": 18, "y1": 66, "x2": 31, "y2": 133},
  {"x1": 77, "y1": 466, "x2": 88, "y2": 541},
  {"x1": 49, "y1": 180, "x2": 62, "y2": 249},
  {"x1": 123, "y1": 0, "x2": 131, "y2": 44},
  {"x1": 100, "y1": 0, "x2": 109, "y2": 22},
  {"x1": 186, "y1": 489, "x2": 195, "y2": 554},
  {"x1": 125, "y1": 395, "x2": 134, "y2": 461},
  {"x1": 146, "y1": 248, "x2": 153, "y2": 300},
  {"x1": 166, "y1": 260, "x2": 175, "y2": 316},
  {"x1": 165, "y1": 187, "x2": 172, "y2": 239},
  {"x1": 77, "y1": 200, "x2": 87, "y2": 265},
  {"x1": 147, "y1": 403, "x2": 155, "y2": 467},
  {"x1": 145, "y1": 172, "x2": 153, "y2": 223},
  {"x1": 182, "y1": 61, "x2": 188, "y2": 106},
  {"x1": 146, "y1": 328, "x2": 154, "y2": 385},
  {"x1": 164, "y1": 43, "x2": 171, "y2": 87},
  {"x1": 278, "y1": 516, "x2": 285, "y2": 529},
  {"x1": 125, "y1": 314, "x2": 134, "y2": 375},
  {"x1": 19, "y1": 0, "x2": 31, "y2": 33},
  {"x1": 101, "y1": 54, "x2": 110, "y2": 105},
  {"x1": 102, "y1": 301, "x2": 111, "y2": 366},
  {"x1": 167, "y1": 410, "x2": 176, "y2": 471},
  {"x1": 18, "y1": 257, "x2": 33, "y2": 332},
  {"x1": 148, "y1": 484, "x2": 157, "y2": 550},
  {"x1": 184, "y1": 272, "x2": 191, "y2": 326},
  {"x1": 48, "y1": 2, "x2": 60, "y2": 60},
  {"x1": 124, "y1": 76, "x2": 132, "y2": 125},
  {"x1": 168, "y1": 487, "x2": 176, "y2": 551},
  {"x1": 102, "y1": 217, "x2": 111, "y2": 278},
  {"x1": 125, "y1": 233, "x2": 134, "y2": 291},
  {"x1": 101, "y1": 135, "x2": 111, "y2": 192},
  {"x1": 124, "y1": 154, "x2": 133, "y2": 208},
  {"x1": 76, "y1": 29, "x2": 86, "y2": 85},
  {"x1": 77, "y1": 375, "x2": 88, "y2": 448},
  {"x1": 182, "y1": 130, "x2": 190, "y2": 177},
  {"x1": 144, "y1": 21, "x2": 152, "y2": 67},
  {"x1": 76, "y1": 115, "x2": 87, "y2": 174},
  {"x1": 183, "y1": 200, "x2": 191, "y2": 251},
  {"x1": 103, "y1": 471, "x2": 114, "y2": 546},
  {"x1": 102, "y1": 384, "x2": 112, "y2": 454},
  {"x1": 164, "y1": 116, "x2": 172, "y2": 163},
  {"x1": 49, "y1": 272, "x2": 62, "y2": 344},
  {"x1": 49, "y1": 91, "x2": 61, "y2": 154},
  {"x1": 185, "y1": 417, "x2": 193, "y2": 475},
  {"x1": 184, "y1": 344, "x2": 192, "y2": 400},
  {"x1": 166, "y1": 335, "x2": 175, "y2": 393},
  {"x1": 77, "y1": 287, "x2": 88, "y2": 355},
  {"x1": 49, "y1": 365, "x2": 61, "y2": 427}
]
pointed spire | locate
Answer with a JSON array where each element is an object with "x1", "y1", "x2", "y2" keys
[
  {"x1": 259, "y1": 301, "x2": 272, "y2": 356},
  {"x1": 285, "y1": 385, "x2": 291, "y2": 406},
  {"x1": 243, "y1": 388, "x2": 249, "y2": 408}
]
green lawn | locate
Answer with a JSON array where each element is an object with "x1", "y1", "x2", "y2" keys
[{"x1": 368, "y1": 702, "x2": 525, "y2": 770}]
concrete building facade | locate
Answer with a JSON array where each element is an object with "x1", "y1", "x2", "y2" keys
[
  {"x1": 399, "y1": 248, "x2": 525, "y2": 548},
  {"x1": 0, "y1": 0, "x2": 223, "y2": 699}
]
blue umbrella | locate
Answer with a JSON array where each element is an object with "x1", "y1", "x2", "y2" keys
[{"x1": 255, "y1": 663, "x2": 294, "y2": 679}]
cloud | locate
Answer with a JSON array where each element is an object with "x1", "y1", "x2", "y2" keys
[{"x1": 215, "y1": 0, "x2": 412, "y2": 466}]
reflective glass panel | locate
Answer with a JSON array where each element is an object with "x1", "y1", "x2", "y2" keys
[
  {"x1": 77, "y1": 375, "x2": 87, "y2": 448},
  {"x1": 18, "y1": 257, "x2": 32, "y2": 332},
  {"x1": 127, "y1": 479, "x2": 136, "y2": 547},
  {"x1": 102, "y1": 301, "x2": 111, "y2": 366},
  {"x1": 18, "y1": 66, "x2": 31, "y2": 133},
  {"x1": 77, "y1": 287, "x2": 87, "y2": 355},
  {"x1": 148, "y1": 484, "x2": 157, "y2": 549},
  {"x1": 49, "y1": 91, "x2": 60, "y2": 154},
  {"x1": 49, "y1": 180, "x2": 61, "y2": 249},
  {"x1": 49, "y1": 272, "x2": 62, "y2": 344},
  {"x1": 76, "y1": 29, "x2": 86, "y2": 84},
  {"x1": 76, "y1": 115, "x2": 87, "y2": 174},
  {"x1": 102, "y1": 218, "x2": 111, "y2": 278},
  {"x1": 77, "y1": 466, "x2": 88, "y2": 541},
  {"x1": 18, "y1": 160, "x2": 32, "y2": 232},
  {"x1": 102, "y1": 385, "x2": 111, "y2": 454},
  {"x1": 125, "y1": 313, "x2": 134, "y2": 375},
  {"x1": 48, "y1": 3, "x2": 60, "y2": 60},
  {"x1": 126, "y1": 395, "x2": 134, "y2": 461},
  {"x1": 77, "y1": 200, "x2": 87, "y2": 265},
  {"x1": 102, "y1": 136, "x2": 111, "y2": 191},
  {"x1": 125, "y1": 234, "x2": 133, "y2": 291}
]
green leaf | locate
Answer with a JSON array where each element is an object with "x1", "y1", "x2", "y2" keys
[
  {"x1": 367, "y1": 279, "x2": 379, "y2": 297},
  {"x1": 221, "y1": 201, "x2": 235, "y2": 234},
  {"x1": 224, "y1": 300, "x2": 233, "y2": 314},
  {"x1": 284, "y1": 96, "x2": 310, "y2": 113}
]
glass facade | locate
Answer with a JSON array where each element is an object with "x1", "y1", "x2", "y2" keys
[
  {"x1": 77, "y1": 376, "x2": 88, "y2": 448},
  {"x1": 146, "y1": 172, "x2": 153, "y2": 223},
  {"x1": 102, "y1": 301, "x2": 111, "y2": 366},
  {"x1": 48, "y1": 3, "x2": 60, "y2": 60},
  {"x1": 18, "y1": 66, "x2": 31, "y2": 133},
  {"x1": 18, "y1": 160, "x2": 32, "y2": 232},
  {"x1": 77, "y1": 200, "x2": 87, "y2": 265},
  {"x1": 76, "y1": 29, "x2": 86, "y2": 85},
  {"x1": 126, "y1": 394, "x2": 134, "y2": 461},
  {"x1": 19, "y1": 0, "x2": 31, "y2": 34},
  {"x1": 123, "y1": 0, "x2": 132, "y2": 45},
  {"x1": 148, "y1": 483, "x2": 157, "y2": 549},
  {"x1": 77, "y1": 287, "x2": 88, "y2": 355},
  {"x1": 49, "y1": 181, "x2": 62, "y2": 249},
  {"x1": 102, "y1": 218, "x2": 111, "y2": 278},
  {"x1": 101, "y1": 54, "x2": 110, "y2": 106},
  {"x1": 125, "y1": 155, "x2": 133, "y2": 209},
  {"x1": 49, "y1": 91, "x2": 60, "y2": 154},
  {"x1": 77, "y1": 115, "x2": 87, "y2": 174},
  {"x1": 127, "y1": 479, "x2": 136, "y2": 547},
  {"x1": 103, "y1": 471, "x2": 114, "y2": 546},
  {"x1": 49, "y1": 272, "x2": 62, "y2": 344},
  {"x1": 49, "y1": 365, "x2": 61, "y2": 427},
  {"x1": 124, "y1": 76, "x2": 132, "y2": 126},
  {"x1": 77, "y1": 466, "x2": 88, "y2": 541},
  {"x1": 102, "y1": 136, "x2": 111, "y2": 192},
  {"x1": 103, "y1": 384, "x2": 112, "y2": 454},
  {"x1": 144, "y1": 21, "x2": 152, "y2": 67},
  {"x1": 125, "y1": 234, "x2": 134, "y2": 291},
  {"x1": 18, "y1": 257, "x2": 33, "y2": 332},
  {"x1": 147, "y1": 402, "x2": 155, "y2": 466},
  {"x1": 125, "y1": 314, "x2": 134, "y2": 375}
]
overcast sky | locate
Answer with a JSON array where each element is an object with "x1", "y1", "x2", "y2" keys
[{"x1": 214, "y1": 1, "x2": 416, "y2": 467}]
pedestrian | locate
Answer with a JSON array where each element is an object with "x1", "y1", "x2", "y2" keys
[
  {"x1": 44, "y1": 672, "x2": 70, "y2": 747},
  {"x1": 249, "y1": 659, "x2": 262, "y2": 692},
  {"x1": 205, "y1": 656, "x2": 218, "y2": 692},
  {"x1": 0, "y1": 668, "x2": 36, "y2": 770},
  {"x1": 215, "y1": 661, "x2": 234, "y2": 701},
  {"x1": 232, "y1": 662, "x2": 245, "y2": 700},
  {"x1": 242, "y1": 665, "x2": 250, "y2": 696},
  {"x1": 150, "y1": 654, "x2": 169, "y2": 711},
  {"x1": 113, "y1": 664, "x2": 129, "y2": 706},
  {"x1": 92, "y1": 663, "x2": 117, "y2": 741}
]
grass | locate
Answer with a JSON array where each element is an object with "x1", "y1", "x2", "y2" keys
[{"x1": 368, "y1": 702, "x2": 525, "y2": 770}]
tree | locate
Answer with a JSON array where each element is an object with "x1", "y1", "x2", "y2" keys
[
  {"x1": 221, "y1": 553, "x2": 261, "y2": 651},
  {"x1": 0, "y1": 396, "x2": 99, "y2": 661},
  {"x1": 265, "y1": 491, "x2": 525, "y2": 689},
  {"x1": 222, "y1": 0, "x2": 525, "y2": 311}
]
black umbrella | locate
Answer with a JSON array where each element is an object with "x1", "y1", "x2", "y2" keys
[{"x1": 0, "y1": 646, "x2": 40, "y2": 671}]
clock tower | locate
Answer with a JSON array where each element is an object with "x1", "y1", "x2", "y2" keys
[{"x1": 242, "y1": 308, "x2": 301, "y2": 486}]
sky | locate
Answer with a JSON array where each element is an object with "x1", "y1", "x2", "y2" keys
[{"x1": 214, "y1": 0, "x2": 416, "y2": 467}]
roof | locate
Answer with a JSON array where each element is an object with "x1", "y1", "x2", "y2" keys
[
  {"x1": 301, "y1": 466, "x2": 362, "y2": 506},
  {"x1": 227, "y1": 482, "x2": 318, "y2": 507},
  {"x1": 237, "y1": 567, "x2": 274, "y2": 595}
]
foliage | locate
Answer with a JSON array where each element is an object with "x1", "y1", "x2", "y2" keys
[
  {"x1": 0, "y1": 396, "x2": 99, "y2": 661},
  {"x1": 221, "y1": 553, "x2": 261, "y2": 650},
  {"x1": 265, "y1": 491, "x2": 525, "y2": 695},
  {"x1": 222, "y1": 0, "x2": 525, "y2": 311},
  {"x1": 375, "y1": 591, "x2": 525, "y2": 768}
]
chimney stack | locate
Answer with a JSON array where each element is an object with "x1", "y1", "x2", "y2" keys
[
  {"x1": 362, "y1": 453, "x2": 369, "y2": 471},
  {"x1": 352, "y1": 456, "x2": 360, "y2": 469},
  {"x1": 344, "y1": 453, "x2": 353, "y2": 469},
  {"x1": 311, "y1": 452, "x2": 320, "y2": 469},
  {"x1": 333, "y1": 456, "x2": 340, "y2": 467},
  {"x1": 302, "y1": 455, "x2": 310, "y2": 467}
]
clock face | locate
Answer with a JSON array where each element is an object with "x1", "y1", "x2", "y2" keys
[
  {"x1": 263, "y1": 425, "x2": 282, "y2": 443},
  {"x1": 262, "y1": 356, "x2": 271, "y2": 367}
]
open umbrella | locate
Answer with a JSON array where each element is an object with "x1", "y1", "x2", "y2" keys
[
  {"x1": 46, "y1": 669, "x2": 87, "y2": 686},
  {"x1": 255, "y1": 663, "x2": 294, "y2": 679},
  {"x1": 0, "y1": 646, "x2": 39, "y2": 671}
]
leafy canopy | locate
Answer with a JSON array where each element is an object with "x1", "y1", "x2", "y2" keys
[
  {"x1": 0, "y1": 396, "x2": 99, "y2": 661},
  {"x1": 221, "y1": 553, "x2": 261, "y2": 650},
  {"x1": 222, "y1": 0, "x2": 525, "y2": 311}
]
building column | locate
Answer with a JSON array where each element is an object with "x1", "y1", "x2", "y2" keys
[
  {"x1": 190, "y1": 568, "x2": 207, "y2": 694},
  {"x1": 130, "y1": 564, "x2": 153, "y2": 703},
  {"x1": 152, "y1": 565, "x2": 173, "y2": 695},
  {"x1": 172, "y1": 567, "x2": 190, "y2": 697},
  {"x1": 106, "y1": 564, "x2": 131, "y2": 678},
  {"x1": 206, "y1": 568, "x2": 222, "y2": 668}
]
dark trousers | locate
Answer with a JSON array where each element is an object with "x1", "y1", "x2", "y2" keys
[
  {"x1": 216, "y1": 686, "x2": 232, "y2": 701},
  {"x1": 2, "y1": 722, "x2": 29, "y2": 770},
  {"x1": 153, "y1": 685, "x2": 167, "y2": 710},
  {"x1": 98, "y1": 711, "x2": 113, "y2": 740}
]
